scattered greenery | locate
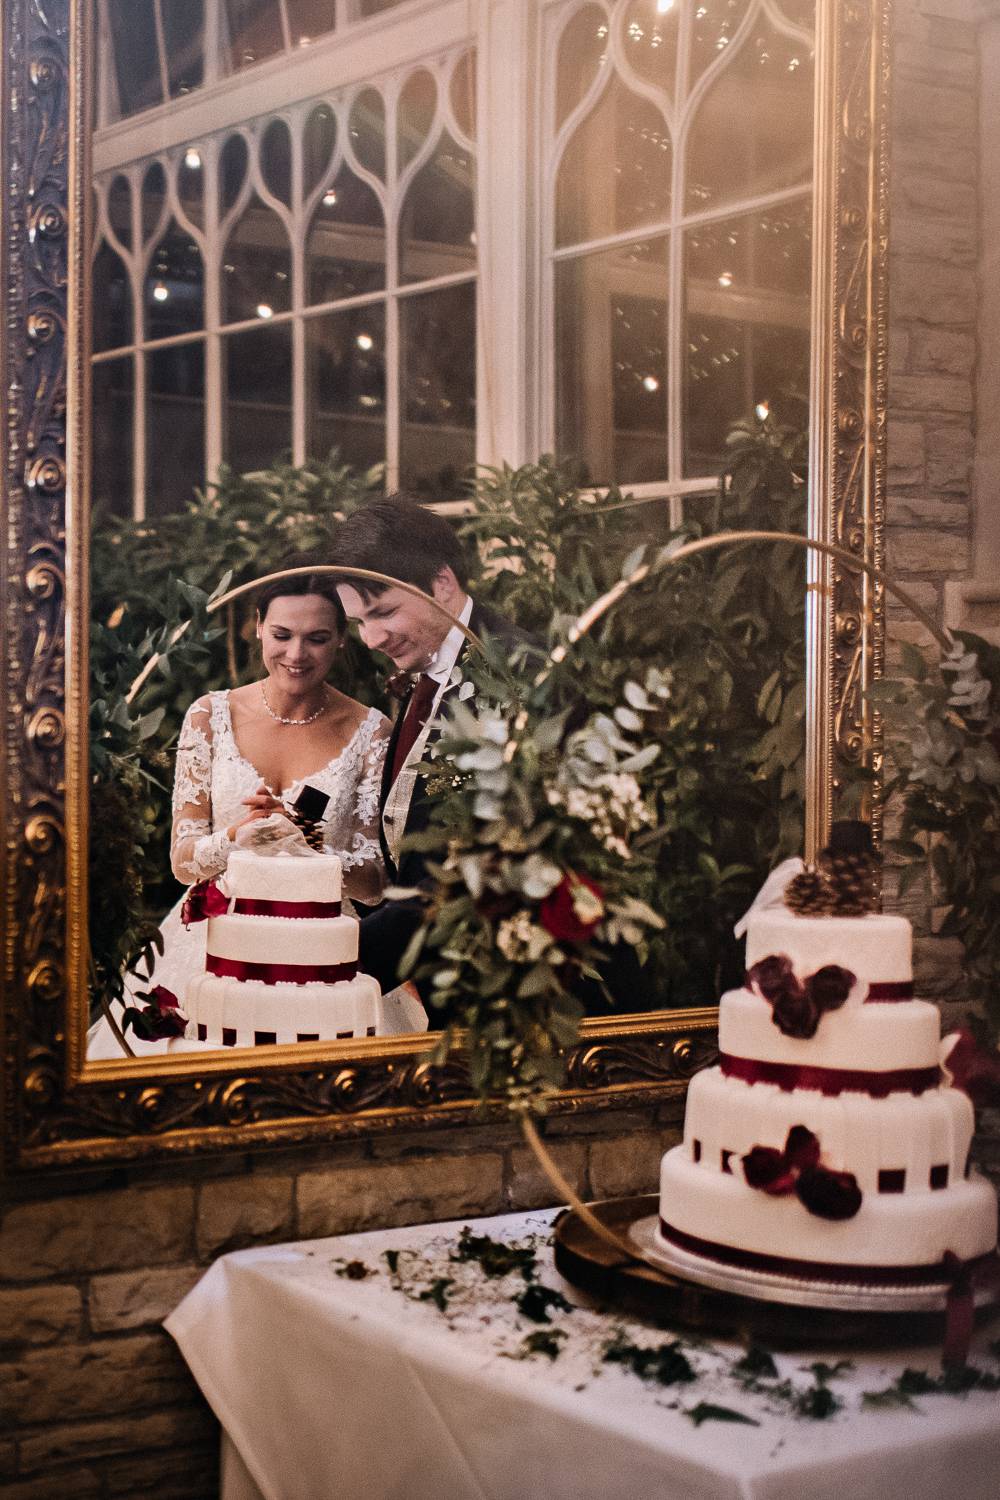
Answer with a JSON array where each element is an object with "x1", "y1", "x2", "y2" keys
[
  {"x1": 514, "y1": 1284, "x2": 574, "y2": 1324},
  {"x1": 874, "y1": 632, "x2": 1000, "y2": 1042},
  {"x1": 511, "y1": 1329, "x2": 568, "y2": 1362},
  {"x1": 601, "y1": 1332, "x2": 697, "y2": 1386},
  {"x1": 685, "y1": 1402, "x2": 760, "y2": 1428},
  {"x1": 451, "y1": 1227, "x2": 538, "y2": 1282}
]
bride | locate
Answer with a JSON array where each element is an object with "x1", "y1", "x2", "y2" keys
[{"x1": 88, "y1": 563, "x2": 426, "y2": 1058}]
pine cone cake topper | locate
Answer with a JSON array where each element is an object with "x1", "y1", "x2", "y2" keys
[
  {"x1": 289, "y1": 784, "x2": 330, "y2": 852},
  {"x1": 783, "y1": 820, "x2": 876, "y2": 917}
]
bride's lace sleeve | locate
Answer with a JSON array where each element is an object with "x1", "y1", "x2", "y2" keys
[
  {"x1": 170, "y1": 695, "x2": 233, "y2": 884},
  {"x1": 335, "y1": 711, "x2": 391, "y2": 904}
]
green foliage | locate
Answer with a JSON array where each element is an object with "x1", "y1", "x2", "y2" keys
[{"x1": 873, "y1": 632, "x2": 1000, "y2": 1040}]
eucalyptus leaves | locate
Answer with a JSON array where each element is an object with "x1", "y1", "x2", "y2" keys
[{"x1": 402, "y1": 661, "x2": 672, "y2": 1102}]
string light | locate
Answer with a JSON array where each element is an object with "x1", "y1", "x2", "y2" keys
[
  {"x1": 184, "y1": 149, "x2": 201, "y2": 170},
  {"x1": 656, "y1": 0, "x2": 675, "y2": 12},
  {"x1": 322, "y1": 189, "x2": 338, "y2": 207},
  {"x1": 718, "y1": 271, "x2": 733, "y2": 288},
  {"x1": 356, "y1": 332, "x2": 374, "y2": 350},
  {"x1": 642, "y1": 375, "x2": 660, "y2": 392},
  {"x1": 755, "y1": 401, "x2": 770, "y2": 420},
  {"x1": 152, "y1": 282, "x2": 169, "y2": 302},
  {"x1": 256, "y1": 303, "x2": 273, "y2": 319}
]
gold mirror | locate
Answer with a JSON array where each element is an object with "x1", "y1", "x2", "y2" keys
[{"x1": 1, "y1": 0, "x2": 889, "y2": 1175}]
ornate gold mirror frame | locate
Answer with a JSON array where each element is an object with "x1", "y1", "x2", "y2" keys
[{"x1": 0, "y1": 0, "x2": 890, "y2": 1176}]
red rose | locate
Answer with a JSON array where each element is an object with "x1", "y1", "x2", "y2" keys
[
  {"x1": 181, "y1": 879, "x2": 230, "y2": 926},
  {"x1": 796, "y1": 1165, "x2": 863, "y2": 1221},
  {"x1": 742, "y1": 1146, "x2": 797, "y2": 1195},
  {"x1": 122, "y1": 985, "x2": 188, "y2": 1041},
  {"x1": 538, "y1": 873, "x2": 605, "y2": 945}
]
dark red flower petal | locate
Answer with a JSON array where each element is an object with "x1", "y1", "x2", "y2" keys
[
  {"x1": 747, "y1": 955, "x2": 795, "y2": 1002},
  {"x1": 784, "y1": 1124, "x2": 821, "y2": 1171},
  {"x1": 150, "y1": 984, "x2": 181, "y2": 1012},
  {"x1": 808, "y1": 964, "x2": 855, "y2": 1014},
  {"x1": 742, "y1": 1146, "x2": 796, "y2": 1195},
  {"x1": 181, "y1": 878, "x2": 229, "y2": 926},
  {"x1": 538, "y1": 873, "x2": 604, "y2": 945},
  {"x1": 771, "y1": 987, "x2": 821, "y2": 1040},
  {"x1": 795, "y1": 1165, "x2": 863, "y2": 1220}
]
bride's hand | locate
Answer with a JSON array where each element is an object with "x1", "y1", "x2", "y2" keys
[{"x1": 227, "y1": 783, "x2": 283, "y2": 840}]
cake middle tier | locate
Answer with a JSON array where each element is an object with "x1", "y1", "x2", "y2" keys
[
  {"x1": 205, "y1": 912, "x2": 358, "y2": 972},
  {"x1": 720, "y1": 987, "x2": 941, "y2": 1074},
  {"x1": 682, "y1": 1067, "x2": 975, "y2": 1193}
]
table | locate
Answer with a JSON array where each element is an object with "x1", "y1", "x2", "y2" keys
[{"x1": 165, "y1": 1208, "x2": 1000, "y2": 1500}]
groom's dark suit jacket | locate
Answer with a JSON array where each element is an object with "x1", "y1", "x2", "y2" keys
[{"x1": 358, "y1": 597, "x2": 533, "y2": 991}]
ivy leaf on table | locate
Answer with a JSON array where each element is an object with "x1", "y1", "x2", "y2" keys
[
  {"x1": 514, "y1": 1284, "x2": 573, "y2": 1324},
  {"x1": 685, "y1": 1403, "x2": 760, "y2": 1428},
  {"x1": 506, "y1": 1329, "x2": 567, "y2": 1362}
]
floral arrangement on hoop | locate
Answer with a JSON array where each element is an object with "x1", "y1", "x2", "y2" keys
[{"x1": 400, "y1": 646, "x2": 672, "y2": 1104}]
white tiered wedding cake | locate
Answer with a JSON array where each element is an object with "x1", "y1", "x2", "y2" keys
[
  {"x1": 656, "y1": 882, "x2": 997, "y2": 1297},
  {"x1": 183, "y1": 849, "x2": 382, "y2": 1046}
]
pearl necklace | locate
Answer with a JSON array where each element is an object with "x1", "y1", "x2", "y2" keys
[{"x1": 260, "y1": 683, "x2": 328, "y2": 726}]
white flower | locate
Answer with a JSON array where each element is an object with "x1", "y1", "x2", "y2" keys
[{"x1": 495, "y1": 912, "x2": 553, "y2": 963}]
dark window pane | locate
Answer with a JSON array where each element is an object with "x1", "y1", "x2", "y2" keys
[
  {"x1": 108, "y1": 0, "x2": 161, "y2": 118},
  {"x1": 145, "y1": 223, "x2": 204, "y2": 339},
  {"x1": 220, "y1": 134, "x2": 249, "y2": 215},
  {"x1": 93, "y1": 240, "x2": 132, "y2": 352},
  {"x1": 141, "y1": 162, "x2": 167, "y2": 244},
  {"x1": 225, "y1": 0, "x2": 284, "y2": 71},
  {"x1": 306, "y1": 306, "x2": 386, "y2": 470},
  {"x1": 147, "y1": 344, "x2": 205, "y2": 515},
  {"x1": 398, "y1": 70, "x2": 437, "y2": 172},
  {"x1": 622, "y1": 0, "x2": 680, "y2": 96},
  {"x1": 399, "y1": 133, "x2": 475, "y2": 285},
  {"x1": 91, "y1": 357, "x2": 133, "y2": 517},
  {"x1": 108, "y1": 175, "x2": 132, "y2": 249},
  {"x1": 162, "y1": 0, "x2": 204, "y2": 99},
  {"x1": 349, "y1": 90, "x2": 386, "y2": 182},
  {"x1": 177, "y1": 150, "x2": 204, "y2": 229},
  {"x1": 222, "y1": 198, "x2": 291, "y2": 323},
  {"x1": 304, "y1": 105, "x2": 337, "y2": 197},
  {"x1": 261, "y1": 117, "x2": 292, "y2": 208},
  {"x1": 555, "y1": 238, "x2": 669, "y2": 487},
  {"x1": 689, "y1": 0, "x2": 754, "y2": 86},
  {"x1": 683, "y1": 201, "x2": 811, "y2": 473},
  {"x1": 686, "y1": 18, "x2": 814, "y2": 211},
  {"x1": 557, "y1": 5, "x2": 609, "y2": 129},
  {"x1": 287, "y1": 0, "x2": 337, "y2": 45},
  {"x1": 306, "y1": 166, "x2": 385, "y2": 304},
  {"x1": 399, "y1": 283, "x2": 475, "y2": 499},
  {"x1": 224, "y1": 323, "x2": 293, "y2": 471},
  {"x1": 556, "y1": 75, "x2": 670, "y2": 247}
]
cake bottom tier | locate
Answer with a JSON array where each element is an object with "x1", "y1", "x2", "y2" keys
[
  {"x1": 184, "y1": 971, "x2": 381, "y2": 1045},
  {"x1": 659, "y1": 1146, "x2": 997, "y2": 1274}
]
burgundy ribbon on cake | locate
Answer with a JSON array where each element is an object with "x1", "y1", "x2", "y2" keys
[
  {"x1": 658, "y1": 1218, "x2": 996, "y2": 1290},
  {"x1": 720, "y1": 1052, "x2": 940, "y2": 1098},
  {"x1": 232, "y1": 897, "x2": 342, "y2": 918},
  {"x1": 206, "y1": 954, "x2": 358, "y2": 984},
  {"x1": 864, "y1": 980, "x2": 914, "y2": 1001}
]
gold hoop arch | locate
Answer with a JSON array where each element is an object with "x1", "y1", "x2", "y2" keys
[{"x1": 126, "y1": 565, "x2": 485, "y2": 704}]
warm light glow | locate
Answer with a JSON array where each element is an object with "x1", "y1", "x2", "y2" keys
[
  {"x1": 256, "y1": 303, "x2": 274, "y2": 319},
  {"x1": 356, "y1": 332, "x2": 374, "y2": 351},
  {"x1": 718, "y1": 271, "x2": 733, "y2": 288},
  {"x1": 642, "y1": 375, "x2": 660, "y2": 393},
  {"x1": 322, "y1": 189, "x2": 338, "y2": 207},
  {"x1": 358, "y1": 394, "x2": 379, "y2": 407},
  {"x1": 656, "y1": 0, "x2": 675, "y2": 12},
  {"x1": 755, "y1": 401, "x2": 770, "y2": 421},
  {"x1": 184, "y1": 149, "x2": 202, "y2": 170},
  {"x1": 152, "y1": 282, "x2": 169, "y2": 302}
]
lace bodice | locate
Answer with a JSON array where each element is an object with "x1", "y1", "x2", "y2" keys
[{"x1": 171, "y1": 691, "x2": 390, "y2": 900}]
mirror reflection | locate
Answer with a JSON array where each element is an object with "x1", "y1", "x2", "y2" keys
[{"x1": 86, "y1": 0, "x2": 816, "y2": 1063}]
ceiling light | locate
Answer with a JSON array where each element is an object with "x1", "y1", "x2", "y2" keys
[
  {"x1": 152, "y1": 281, "x2": 169, "y2": 302},
  {"x1": 642, "y1": 375, "x2": 660, "y2": 392},
  {"x1": 356, "y1": 332, "x2": 374, "y2": 350},
  {"x1": 256, "y1": 302, "x2": 273, "y2": 319},
  {"x1": 322, "y1": 189, "x2": 338, "y2": 207},
  {"x1": 184, "y1": 149, "x2": 202, "y2": 170}
]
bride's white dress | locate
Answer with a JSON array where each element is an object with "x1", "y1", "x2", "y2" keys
[{"x1": 87, "y1": 690, "x2": 426, "y2": 1059}]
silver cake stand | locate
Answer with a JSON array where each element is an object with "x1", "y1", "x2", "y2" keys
[{"x1": 553, "y1": 1195, "x2": 1000, "y2": 1348}]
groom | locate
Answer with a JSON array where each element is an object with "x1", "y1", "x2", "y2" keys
[{"x1": 333, "y1": 493, "x2": 530, "y2": 992}]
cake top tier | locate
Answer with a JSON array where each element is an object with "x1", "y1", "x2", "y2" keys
[
  {"x1": 222, "y1": 849, "x2": 342, "y2": 904},
  {"x1": 745, "y1": 908, "x2": 912, "y2": 992}
]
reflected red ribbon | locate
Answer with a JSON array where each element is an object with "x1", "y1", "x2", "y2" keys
[
  {"x1": 865, "y1": 981, "x2": 914, "y2": 1002},
  {"x1": 232, "y1": 898, "x2": 342, "y2": 918},
  {"x1": 206, "y1": 954, "x2": 357, "y2": 984},
  {"x1": 720, "y1": 1052, "x2": 940, "y2": 1098}
]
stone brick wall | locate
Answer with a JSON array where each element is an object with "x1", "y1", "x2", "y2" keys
[
  {"x1": 885, "y1": 0, "x2": 984, "y2": 1005},
  {"x1": 0, "y1": 1106, "x2": 682, "y2": 1496}
]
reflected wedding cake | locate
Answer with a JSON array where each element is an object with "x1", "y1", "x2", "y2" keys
[
  {"x1": 657, "y1": 828, "x2": 998, "y2": 1296},
  {"x1": 183, "y1": 849, "x2": 382, "y2": 1047}
]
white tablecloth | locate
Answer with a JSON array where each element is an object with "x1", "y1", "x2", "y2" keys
[{"x1": 165, "y1": 1208, "x2": 1000, "y2": 1500}]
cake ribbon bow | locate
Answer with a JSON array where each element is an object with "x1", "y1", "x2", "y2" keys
[{"x1": 733, "y1": 857, "x2": 805, "y2": 939}]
